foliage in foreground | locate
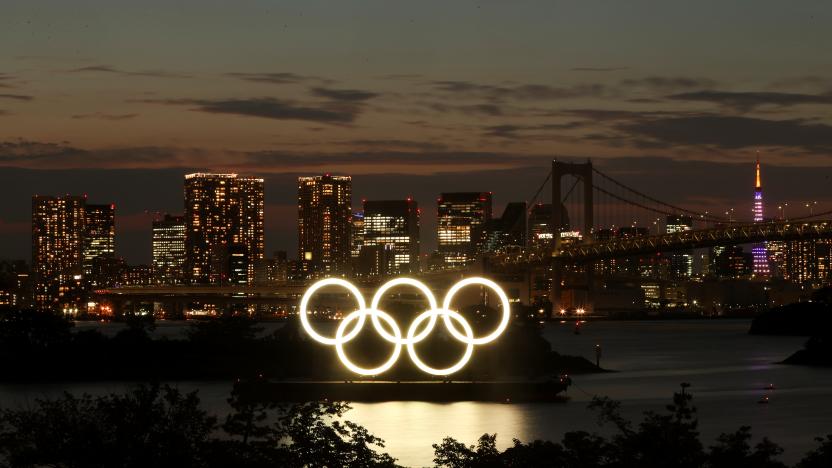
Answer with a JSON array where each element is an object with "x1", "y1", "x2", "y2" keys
[
  {"x1": 0, "y1": 383, "x2": 396, "y2": 468},
  {"x1": 1, "y1": 383, "x2": 831, "y2": 467},
  {"x1": 432, "y1": 388, "x2": 832, "y2": 468}
]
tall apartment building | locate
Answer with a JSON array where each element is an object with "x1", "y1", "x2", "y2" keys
[
  {"x1": 297, "y1": 174, "x2": 352, "y2": 275},
  {"x1": 184, "y1": 173, "x2": 264, "y2": 285},
  {"x1": 32, "y1": 195, "x2": 87, "y2": 311}
]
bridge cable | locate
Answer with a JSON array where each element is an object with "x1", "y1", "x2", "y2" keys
[
  {"x1": 526, "y1": 169, "x2": 552, "y2": 214},
  {"x1": 592, "y1": 167, "x2": 727, "y2": 222}
]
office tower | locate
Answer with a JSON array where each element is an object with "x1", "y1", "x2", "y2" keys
[
  {"x1": 617, "y1": 227, "x2": 652, "y2": 277},
  {"x1": 528, "y1": 203, "x2": 570, "y2": 249},
  {"x1": 152, "y1": 214, "x2": 186, "y2": 285},
  {"x1": 351, "y1": 212, "x2": 364, "y2": 259},
  {"x1": 437, "y1": 192, "x2": 492, "y2": 266},
  {"x1": 751, "y1": 158, "x2": 770, "y2": 276},
  {"x1": 485, "y1": 202, "x2": 526, "y2": 253},
  {"x1": 357, "y1": 244, "x2": 396, "y2": 277},
  {"x1": 297, "y1": 174, "x2": 352, "y2": 275},
  {"x1": 713, "y1": 245, "x2": 752, "y2": 278},
  {"x1": 184, "y1": 173, "x2": 265, "y2": 285},
  {"x1": 0, "y1": 260, "x2": 31, "y2": 308},
  {"x1": 767, "y1": 240, "x2": 787, "y2": 278},
  {"x1": 782, "y1": 240, "x2": 832, "y2": 284},
  {"x1": 666, "y1": 215, "x2": 693, "y2": 278},
  {"x1": 121, "y1": 264, "x2": 154, "y2": 286},
  {"x1": 32, "y1": 195, "x2": 86, "y2": 311},
  {"x1": 83, "y1": 204, "x2": 116, "y2": 287},
  {"x1": 363, "y1": 199, "x2": 420, "y2": 274},
  {"x1": 254, "y1": 250, "x2": 289, "y2": 286}
]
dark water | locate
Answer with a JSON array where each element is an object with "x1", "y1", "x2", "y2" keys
[{"x1": 2, "y1": 320, "x2": 830, "y2": 466}]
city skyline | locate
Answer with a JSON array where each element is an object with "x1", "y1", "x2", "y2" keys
[{"x1": 6, "y1": 158, "x2": 827, "y2": 266}]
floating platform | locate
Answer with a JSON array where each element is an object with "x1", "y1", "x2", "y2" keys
[{"x1": 236, "y1": 379, "x2": 570, "y2": 403}]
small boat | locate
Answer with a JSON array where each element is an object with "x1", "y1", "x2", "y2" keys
[
  {"x1": 765, "y1": 383, "x2": 775, "y2": 390},
  {"x1": 574, "y1": 321, "x2": 582, "y2": 335},
  {"x1": 757, "y1": 395, "x2": 770, "y2": 404}
]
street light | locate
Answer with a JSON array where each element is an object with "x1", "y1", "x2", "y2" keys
[{"x1": 806, "y1": 201, "x2": 817, "y2": 216}]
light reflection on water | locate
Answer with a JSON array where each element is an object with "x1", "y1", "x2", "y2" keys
[{"x1": 3, "y1": 320, "x2": 831, "y2": 466}]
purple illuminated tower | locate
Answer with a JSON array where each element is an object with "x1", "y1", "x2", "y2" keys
[{"x1": 752, "y1": 157, "x2": 770, "y2": 276}]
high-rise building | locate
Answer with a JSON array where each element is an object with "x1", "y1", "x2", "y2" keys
[
  {"x1": 297, "y1": 174, "x2": 352, "y2": 275},
  {"x1": 83, "y1": 204, "x2": 116, "y2": 287},
  {"x1": 752, "y1": 158, "x2": 770, "y2": 276},
  {"x1": 351, "y1": 212, "x2": 364, "y2": 259},
  {"x1": 184, "y1": 173, "x2": 265, "y2": 285},
  {"x1": 617, "y1": 227, "x2": 653, "y2": 277},
  {"x1": 528, "y1": 203, "x2": 570, "y2": 249},
  {"x1": 666, "y1": 215, "x2": 693, "y2": 278},
  {"x1": 254, "y1": 250, "x2": 289, "y2": 286},
  {"x1": 32, "y1": 195, "x2": 87, "y2": 311},
  {"x1": 0, "y1": 260, "x2": 31, "y2": 308},
  {"x1": 781, "y1": 239, "x2": 832, "y2": 285},
  {"x1": 152, "y1": 214, "x2": 186, "y2": 285},
  {"x1": 712, "y1": 245, "x2": 752, "y2": 278},
  {"x1": 437, "y1": 192, "x2": 492, "y2": 266},
  {"x1": 485, "y1": 202, "x2": 526, "y2": 253},
  {"x1": 363, "y1": 199, "x2": 420, "y2": 274}
]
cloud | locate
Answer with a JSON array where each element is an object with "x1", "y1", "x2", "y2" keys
[
  {"x1": 238, "y1": 150, "x2": 546, "y2": 172},
  {"x1": 560, "y1": 108, "x2": 676, "y2": 121},
  {"x1": 0, "y1": 94, "x2": 32, "y2": 102},
  {"x1": 376, "y1": 73, "x2": 422, "y2": 80},
  {"x1": 334, "y1": 139, "x2": 448, "y2": 152},
  {"x1": 225, "y1": 72, "x2": 316, "y2": 84},
  {"x1": 310, "y1": 87, "x2": 379, "y2": 102},
  {"x1": 617, "y1": 115, "x2": 832, "y2": 152},
  {"x1": 140, "y1": 97, "x2": 361, "y2": 124},
  {"x1": 0, "y1": 139, "x2": 199, "y2": 169},
  {"x1": 67, "y1": 65, "x2": 190, "y2": 79},
  {"x1": 0, "y1": 138, "x2": 554, "y2": 173},
  {"x1": 667, "y1": 90, "x2": 832, "y2": 112},
  {"x1": 71, "y1": 112, "x2": 138, "y2": 121},
  {"x1": 619, "y1": 76, "x2": 717, "y2": 91},
  {"x1": 769, "y1": 76, "x2": 832, "y2": 91},
  {"x1": 571, "y1": 67, "x2": 628, "y2": 72},
  {"x1": 483, "y1": 122, "x2": 584, "y2": 139},
  {"x1": 430, "y1": 80, "x2": 606, "y2": 102},
  {"x1": 426, "y1": 102, "x2": 504, "y2": 116},
  {"x1": 0, "y1": 74, "x2": 16, "y2": 88}
]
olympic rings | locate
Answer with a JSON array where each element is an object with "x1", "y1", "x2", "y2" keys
[{"x1": 298, "y1": 277, "x2": 512, "y2": 376}]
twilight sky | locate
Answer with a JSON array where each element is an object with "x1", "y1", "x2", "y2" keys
[{"x1": 2, "y1": 1, "x2": 832, "y2": 263}]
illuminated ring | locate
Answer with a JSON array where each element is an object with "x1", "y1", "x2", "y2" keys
[
  {"x1": 441, "y1": 277, "x2": 512, "y2": 345},
  {"x1": 299, "y1": 278, "x2": 367, "y2": 345},
  {"x1": 297, "y1": 277, "x2": 511, "y2": 375},
  {"x1": 406, "y1": 308, "x2": 475, "y2": 376},
  {"x1": 370, "y1": 277, "x2": 439, "y2": 345},
  {"x1": 335, "y1": 309, "x2": 402, "y2": 376}
]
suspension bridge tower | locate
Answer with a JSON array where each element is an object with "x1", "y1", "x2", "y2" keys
[{"x1": 550, "y1": 159, "x2": 594, "y2": 314}]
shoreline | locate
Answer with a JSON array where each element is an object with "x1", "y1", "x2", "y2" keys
[{"x1": 235, "y1": 379, "x2": 571, "y2": 403}]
